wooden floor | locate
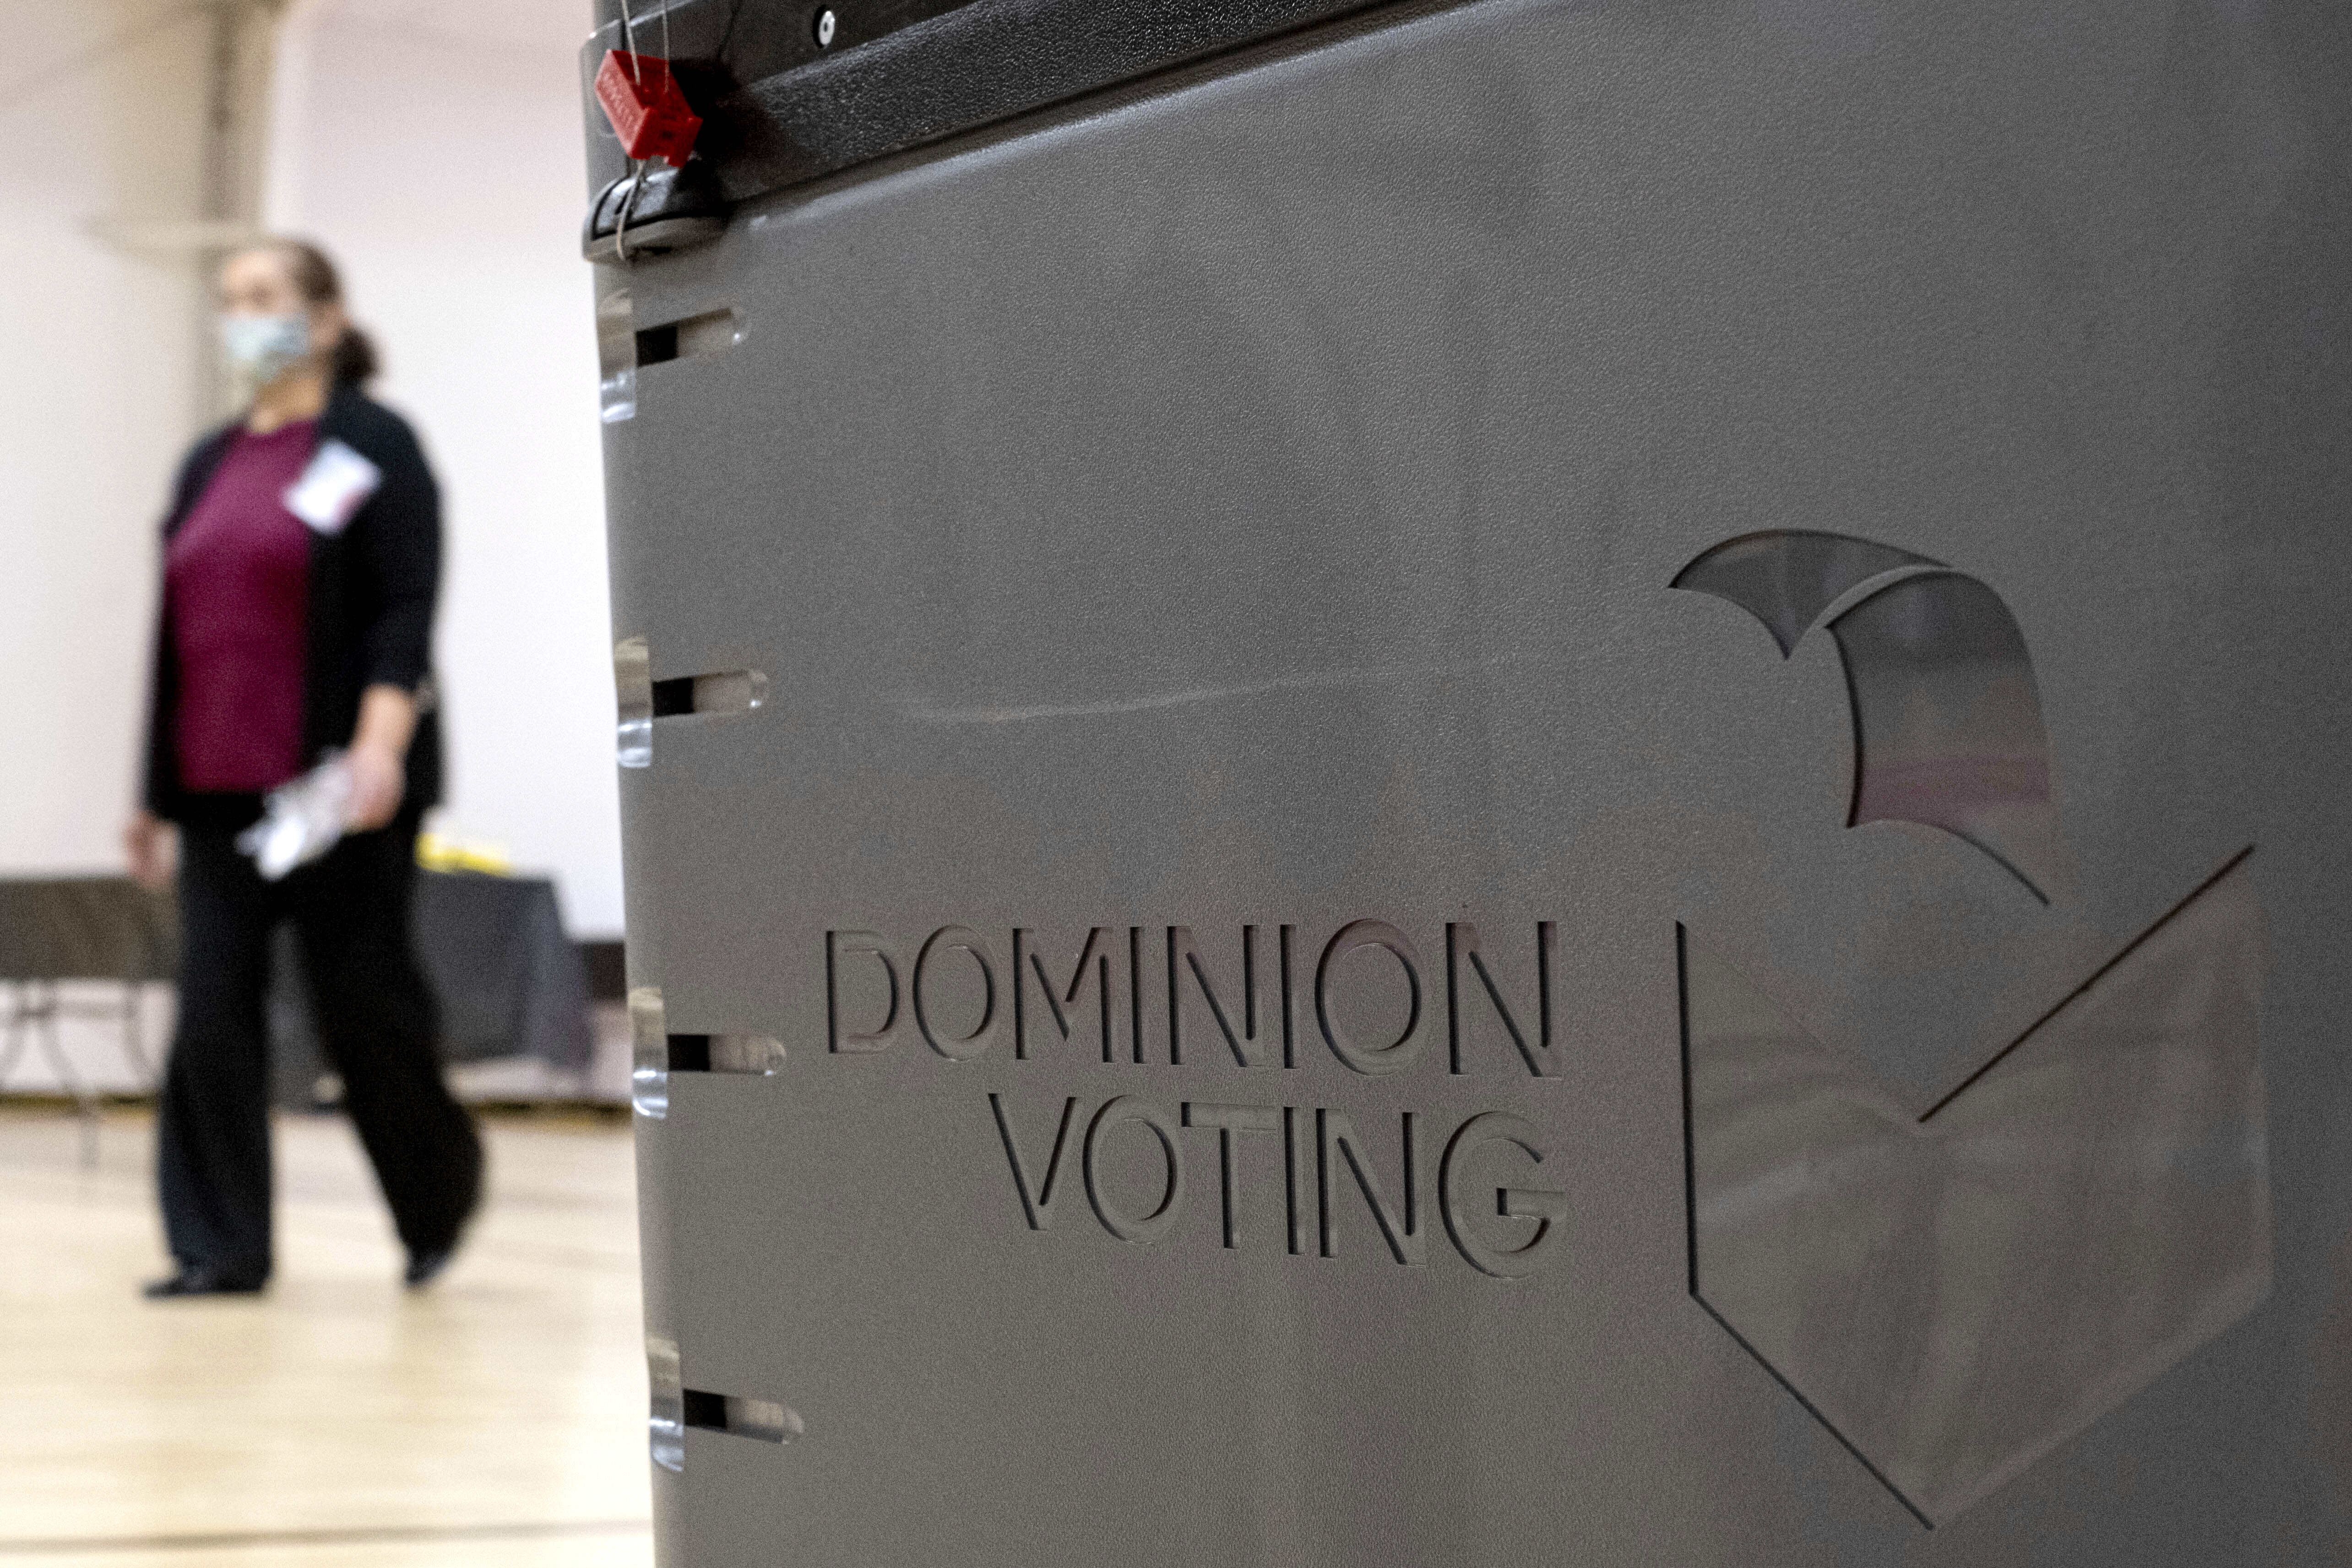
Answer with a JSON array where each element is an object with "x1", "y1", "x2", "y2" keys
[{"x1": 0, "y1": 1106, "x2": 652, "y2": 1566}]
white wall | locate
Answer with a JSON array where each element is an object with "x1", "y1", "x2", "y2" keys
[
  {"x1": 0, "y1": 2, "x2": 215, "y2": 876},
  {"x1": 266, "y1": 0, "x2": 625, "y2": 935}
]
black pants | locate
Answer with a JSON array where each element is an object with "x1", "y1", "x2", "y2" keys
[{"x1": 158, "y1": 801, "x2": 482, "y2": 1278}]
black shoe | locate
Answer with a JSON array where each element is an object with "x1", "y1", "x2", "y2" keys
[
  {"x1": 403, "y1": 1248, "x2": 456, "y2": 1289},
  {"x1": 143, "y1": 1264, "x2": 267, "y2": 1299},
  {"x1": 404, "y1": 1134, "x2": 484, "y2": 1291}
]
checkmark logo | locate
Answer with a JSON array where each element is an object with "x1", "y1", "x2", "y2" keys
[{"x1": 1671, "y1": 534, "x2": 2271, "y2": 1526}]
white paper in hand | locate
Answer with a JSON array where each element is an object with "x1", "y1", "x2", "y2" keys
[{"x1": 283, "y1": 439, "x2": 381, "y2": 535}]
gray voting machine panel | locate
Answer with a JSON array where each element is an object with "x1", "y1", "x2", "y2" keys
[{"x1": 583, "y1": 1, "x2": 2352, "y2": 1562}]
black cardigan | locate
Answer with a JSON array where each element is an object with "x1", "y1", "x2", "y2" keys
[{"x1": 142, "y1": 385, "x2": 445, "y2": 821}]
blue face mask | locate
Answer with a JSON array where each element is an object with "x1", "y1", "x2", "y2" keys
[{"x1": 220, "y1": 312, "x2": 311, "y2": 390}]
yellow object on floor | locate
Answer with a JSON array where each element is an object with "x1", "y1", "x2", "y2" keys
[{"x1": 0, "y1": 1107, "x2": 650, "y2": 1567}]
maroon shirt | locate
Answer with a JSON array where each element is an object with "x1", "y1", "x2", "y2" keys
[{"x1": 166, "y1": 420, "x2": 316, "y2": 792}]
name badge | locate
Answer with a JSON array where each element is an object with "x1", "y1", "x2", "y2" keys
[{"x1": 283, "y1": 439, "x2": 382, "y2": 535}]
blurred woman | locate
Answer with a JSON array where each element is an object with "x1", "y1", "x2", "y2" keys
[{"x1": 127, "y1": 239, "x2": 482, "y2": 1298}]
